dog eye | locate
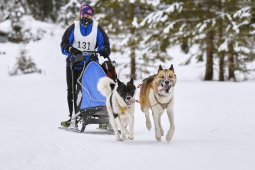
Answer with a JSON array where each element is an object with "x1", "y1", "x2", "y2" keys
[{"x1": 161, "y1": 76, "x2": 164, "y2": 79}]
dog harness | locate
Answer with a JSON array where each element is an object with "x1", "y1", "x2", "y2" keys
[
  {"x1": 117, "y1": 103, "x2": 127, "y2": 114},
  {"x1": 150, "y1": 94, "x2": 172, "y2": 109},
  {"x1": 110, "y1": 94, "x2": 128, "y2": 119},
  {"x1": 110, "y1": 94, "x2": 118, "y2": 118}
]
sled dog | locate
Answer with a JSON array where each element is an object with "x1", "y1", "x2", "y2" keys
[
  {"x1": 139, "y1": 65, "x2": 176, "y2": 142},
  {"x1": 98, "y1": 77, "x2": 136, "y2": 141}
]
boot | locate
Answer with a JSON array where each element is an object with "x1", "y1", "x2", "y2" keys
[{"x1": 61, "y1": 119, "x2": 71, "y2": 128}]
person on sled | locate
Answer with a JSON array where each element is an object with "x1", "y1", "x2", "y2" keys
[{"x1": 60, "y1": 4, "x2": 111, "y2": 128}]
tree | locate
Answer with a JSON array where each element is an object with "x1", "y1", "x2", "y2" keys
[
  {"x1": 57, "y1": 0, "x2": 81, "y2": 26},
  {"x1": 139, "y1": 1, "x2": 183, "y2": 77},
  {"x1": 95, "y1": 0, "x2": 154, "y2": 79},
  {"x1": 218, "y1": 1, "x2": 254, "y2": 81},
  {"x1": 7, "y1": 0, "x2": 26, "y2": 42},
  {"x1": 9, "y1": 45, "x2": 41, "y2": 76},
  {"x1": 143, "y1": 0, "x2": 255, "y2": 81},
  {"x1": 26, "y1": 0, "x2": 55, "y2": 21}
]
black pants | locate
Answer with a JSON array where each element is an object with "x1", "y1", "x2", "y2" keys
[{"x1": 66, "y1": 59, "x2": 82, "y2": 118}]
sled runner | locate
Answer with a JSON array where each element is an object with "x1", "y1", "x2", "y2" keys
[{"x1": 61, "y1": 51, "x2": 117, "y2": 133}]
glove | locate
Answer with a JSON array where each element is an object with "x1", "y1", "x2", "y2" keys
[
  {"x1": 67, "y1": 45, "x2": 82, "y2": 56},
  {"x1": 90, "y1": 53, "x2": 98, "y2": 58},
  {"x1": 99, "y1": 47, "x2": 110, "y2": 58}
]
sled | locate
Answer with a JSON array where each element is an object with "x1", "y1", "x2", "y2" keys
[{"x1": 65, "y1": 51, "x2": 116, "y2": 133}]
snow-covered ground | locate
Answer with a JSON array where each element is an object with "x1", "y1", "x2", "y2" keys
[{"x1": 0, "y1": 23, "x2": 255, "y2": 170}]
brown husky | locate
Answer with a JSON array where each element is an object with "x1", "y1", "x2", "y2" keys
[{"x1": 139, "y1": 65, "x2": 176, "y2": 142}]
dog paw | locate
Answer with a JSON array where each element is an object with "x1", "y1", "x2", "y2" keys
[
  {"x1": 116, "y1": 135, "x2": 122, "y2": 141},
  {"x1": 155, "y1": 136, "x2": 161, "y2": 142},
  {"x1": 128, "y1": 137, "x2": 134, "y2": 140},
  {"x1": 118, "y1": 135, "x2": 125, "y2": 141},
  {"x1": 146, "y1": 121, "x2": 152, "y2": 131},
  {"x1": 128, "y1": 134, "x2": 134, "y2": 140},
  {"x1": 160, "y1": 128, "x2": 164, "y2": 136},
  {"x1": 121, "y1": 134, "x2": 130, "y2": 141},
  {"x1": 166, "y1": 130, "x2": 174, "y2": 142}
]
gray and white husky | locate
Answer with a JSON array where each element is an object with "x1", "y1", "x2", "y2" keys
[{"x1": 97, "y1": 77, "x2": 136, "y2": 141}]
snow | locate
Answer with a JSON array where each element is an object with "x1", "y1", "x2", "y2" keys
[
  {"x1": 140, "y1": 3, "x2": 182, "y2": 26},
  {"x1": 145, "y1": 0, "x2": 160, "y2": 6},
  {"x1": 234, "y1": 44, "x2": 250, "y2": 54},
  {"x1": 166, "y1": 2, "x2": 183, "y2": 13},
  {"x1": 1, "y1": 20, "x2": 255, "y2": 170},
  {"x1": 233, "y1": 7, "x2": 251, "y2": 18},
  {"x1": 0, "y1": 19, "x2": 12, "y2": 33},
  {"x1": 20, "y1": 16, "x2": 56, "y2": 35},
  {"x1": 132, "y1": 17, "x2": 139, "y2": 28},
  {"x1": 218, "y1": 40, "x2": 228, "y2": 52},
  {"x1": 163, "y1": 22, "x2": 175, "y2": 34},
  {"x1": 62, "y1": 0, "x2": 81, "y2": 10},
  {"x1": 197, "y1": 22, "x2": 207, "y2": 33}
]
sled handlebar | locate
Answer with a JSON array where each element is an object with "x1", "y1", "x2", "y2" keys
[
  {"x1": 82, "y1": 51, "x2": 100, "y2": 56},
  {"x1": 83, "y1": 51, "x2": 112, "y2": 62},
  {"x1": 71, "y1": 51, "x2": 114, "y2": 66},
  {"x1": 82, "y1": 51, "x2": 112, "y2": 62},
  {"x1": 83, "y1": 51, "x2": 113, "y2": 62}
]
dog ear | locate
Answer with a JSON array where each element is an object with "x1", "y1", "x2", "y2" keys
[
  {"x1": 117, "y1": 79, "x2": 123, "y2": 86},
  {"x1": 117, "y1": 79, "x2": 121, "y2": 85},
  {"x1": 129, "y1": 78, "x2": 134, "y2": 84},
  {"x1": 158, "y1": 65, "x2": 163, "y2": 73},
  {"x1": 169, "y1": 64, "x2": 174, "y2": 72}
]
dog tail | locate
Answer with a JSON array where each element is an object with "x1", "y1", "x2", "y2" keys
[
  {"x1": 97, "y1": 77, "x2": 116, "y2": 97},
  {"x1": 139, "y1": 81, "x2": 151, "y2": 112}
]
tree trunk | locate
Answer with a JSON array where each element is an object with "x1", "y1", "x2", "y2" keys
[
  {"x1": 228, "y1": 42, "x2": 236, "y2": 81},
  {"x1": 219, "y1": 52, "x2": 225, "y2": 81},
  {"x1": 130, "y1": 26, "x2": 136, "y2": 80},
  {"x1": 204, "y1": 30, "x2": 214, "y2": 80},
  {"x1": 129, "y1": 3, "x2": 136, "y2": 80},
  {"x1": 218, "y1": 0, "x2": 225, "y2": 81},
  {"x1": 130, "y1": 47, "x2": 136, "y2": 80}
]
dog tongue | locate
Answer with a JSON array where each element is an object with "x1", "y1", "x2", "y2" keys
[
  {"x1": 159, "y1": 85, "x2": 170, "y2": 92},
  {"x1": 165, "y1": 85, "x2": 171, "y2": 91}
]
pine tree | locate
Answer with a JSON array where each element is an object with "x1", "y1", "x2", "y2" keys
[
  {"x1": 95, "y1": 0, "x2": 154, "y2": 79},
  {"x1": 27, "y1": 0, "x2": 55, "y2": 21},
  {"x1": 0, "y1": 1, "x2": 5, "y2": 22},
  {"x1": 218, "y1": 0, "x2": 225, "y2": 81},
  {"x1": 139, "y1": 0, "x2": 182, "y2": 77},
  {"x1": 8, "y1": 0, "x2": 26, "y2": 42},
  {"x1": 9, "y1": 45, "x2": 41, "y2": 76},
  {"x1": 144, "y1": 0, "x2": 254, "y2": 81},
  {"x1": 217, "y1": 0, "x2": 254, "y2": 81},
  {"x1": 57, "y1": 0, "x2": 81, "y2": 26}
]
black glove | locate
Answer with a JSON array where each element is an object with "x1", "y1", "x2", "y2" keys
[
  {"x1": 99, "y1": 47, "x2": 110, "y2": 58},
  {"x1": 90, "y1": 53, "x2": 98, "y2": 58},
  {"x1": 66, "y1": 45, "x2": 82, "y2": 56}
]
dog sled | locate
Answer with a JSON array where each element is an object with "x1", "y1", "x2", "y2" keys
[{"x1": 61, "y1": 51, "x2": 117, "y2": 133}]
